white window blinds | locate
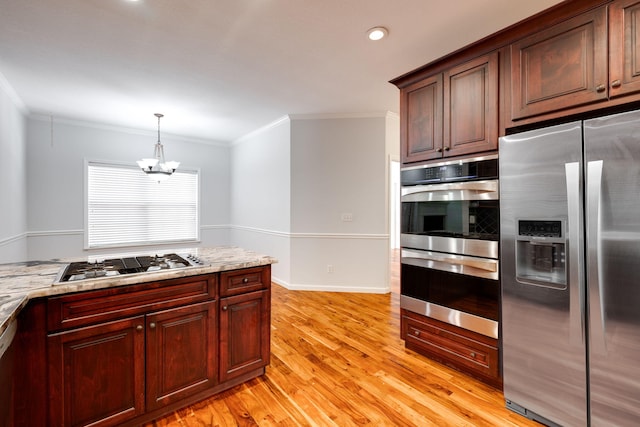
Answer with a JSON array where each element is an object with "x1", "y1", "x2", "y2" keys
[{"x1": 87, "y1": 162, "x2": 199, "y2": 248}]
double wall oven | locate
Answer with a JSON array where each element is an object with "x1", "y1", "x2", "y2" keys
[{"x1": 400, "y1": 155, "x2": 499, "y2": 339}]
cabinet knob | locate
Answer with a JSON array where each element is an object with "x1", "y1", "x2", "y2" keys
[
  {"x1": 444, "y1": 146, "x2": 450, "y2": 151},
  {"x1": 414, "y1": 330, "x2": 420, "y2": 336},
  {"x1": 436, "y1": 147, "x2": 443, "y2": 153},
  {"x1": 596, "y1": 84, "x2": 606, "y2": 93},
  {"x1": 242, "y1": 277, "x2": 249, "y2": 284},
  {"x1": 611, "y1": 79, "x2": 622, "y2": 88},
  {"x1": 149, "y1": 322, "x2": 156, "y2": 329},
  {"x1": 136, "y1": 325, "x2": 143, "y2": 331},
  {"x1": 222, "y1": 306, "x2": 228, "y2": 311},
  {"x1": 470, "y1": 352, "x2": 476, "y2": 358}
]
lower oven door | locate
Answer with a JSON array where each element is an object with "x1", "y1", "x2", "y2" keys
[{"x1": 400, "y1": 248, "x2": 499, "y2": 338}]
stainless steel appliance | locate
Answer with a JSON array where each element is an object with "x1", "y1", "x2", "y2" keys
[
  {"x1": 400, "y1": 156, "x2": 500, "y2": 338},
  {"x1": 500, "y1": 109, "x2": 640, "y2": 426},
  {"x1": 55, "y1": 253, "x2": 205, "y2": 282}
]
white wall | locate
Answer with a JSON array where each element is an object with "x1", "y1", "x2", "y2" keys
[
  {"x1": 229, "y1": 113, "x2": 393, "y2": 293},
  {"x1": 0, "y1": 77, "x2": 27, "y2": 263},
  {"x1": 386, "y1": 113, "x2": 400, "y2": 248},
  {"x1": 229, "y1": 118, "x2": 291, "y2": 286},
  {"x1": 288, "y1": 114, "x2": 390, "y2": 293},
  {"x1": 26, "y1": 116, "x2": 231, "y2": 260}
]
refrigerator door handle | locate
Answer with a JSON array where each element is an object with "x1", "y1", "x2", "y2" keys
[
  {"x1": 565, "y1": 162, "x2": 584, "y2": 345},
  {"x1": 587, "y1": 159, "x2": 607, "y2": 353}
]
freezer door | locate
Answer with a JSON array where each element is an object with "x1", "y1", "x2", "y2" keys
[
  {"x1": 585, "y1": 110, "x2": 640, "y2": 426},
  {"x1": 499, "y1": 122, "x2": 587, "y2": 426}
]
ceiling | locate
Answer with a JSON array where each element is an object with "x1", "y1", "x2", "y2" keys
[{"x1": 0, "y1": 0, "x2": 564, "y2": 143}]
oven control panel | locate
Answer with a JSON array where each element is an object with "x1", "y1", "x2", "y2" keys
[{"x1": 401, "y1": 158, "x2": 498, "y2": 185}]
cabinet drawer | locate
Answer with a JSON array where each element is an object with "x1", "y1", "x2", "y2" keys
[
  {"x1": 220, "y1": 266, "x2": 270, "y2": 297},
  {"x1": 401, "y1": 310, "x2": 499, "y2": 386},
  {"x1": 48, "y1": 274, "x2": 217, "y2": 332}
]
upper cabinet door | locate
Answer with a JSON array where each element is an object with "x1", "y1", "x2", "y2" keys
[
  {"x1": 609, "y1": 0, "x2": 640, "y2": 98},
  {"x1": 444, "y1": 52, "x2": 499, "y2": 158},
  {"x1": 510, "y1": 7, "x2": 608, "y2": 121},
  {"x1": 401, "y1": 74, "x2": 443, "y2": 163}
]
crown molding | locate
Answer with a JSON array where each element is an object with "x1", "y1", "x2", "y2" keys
[
  {"x1": 289, "y1": 111, "x2": 395, "y2": 121},
  {"x1": 0, "y1": 71, "x2": 28, "y2": 114},
  {"x1": 232, "y1": 115, "x2": 291, "y2": 145},
  {"x1": 28, "y1": 113, "x2": 229, "y2": 147}
]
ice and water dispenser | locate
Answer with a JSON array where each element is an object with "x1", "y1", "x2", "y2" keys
[{"x1": 515, "y1": 220, "x2": 567, "y2": 289}]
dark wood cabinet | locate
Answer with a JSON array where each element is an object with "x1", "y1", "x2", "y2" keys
[
  {"x1": 509, "y1": 0, "x2": 640, "y2": 124},
  {"x1": 394, "y1": 0, "x2": 640, "y2": 146},
  {"x1": 47, "y1": 276, "x2": 219, "y2": 426},
  {"x1": 401, "y1": 74, "x2": 443, "y2": 163},
  {"x1": 145, "y1": 301, "x2": 217, "y2": 411},
  {"x1": 510, "y1": 6, "x2": 608, "y2": 121},
  {"x1": 0, "y1": 328, "x2": 15, "y2": 427},
  {"x1": 401, "y1": 309, "x2": 501, "y2": 389},
  {"x1": 220, "y1": 289, "x2": 270, "y2": 383},
  {"x1": 219, "y1": 267, "x2": 271, "y2": 383},
  {"x1": 48, "y1": 316, "x2": 146, "y2": 427},
  {"x1": 40, "y1": 266, "x2": 271, "y2": 427},
  {"x1": 609, "y1": 0, "x2": 640, "y2": 98},
  {"x1": 445, "y1": 52, "x2": 499, "y2": 158},
  {"x1": 398, "y1": 53, "x2": 498, "y2": 165}
]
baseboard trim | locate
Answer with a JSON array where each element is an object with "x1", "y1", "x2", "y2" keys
[{"x1": 271, "y1": 277, "x2": 389, "y2": 294}]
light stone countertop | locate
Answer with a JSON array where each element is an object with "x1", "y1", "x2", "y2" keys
[{"x1": 0, "y1": 246, "x2": 277, "y2": 356}]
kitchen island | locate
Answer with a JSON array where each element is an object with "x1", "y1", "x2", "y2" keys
[{"x1": 0, "y1": 246, "x2": 276, "y2": 427}]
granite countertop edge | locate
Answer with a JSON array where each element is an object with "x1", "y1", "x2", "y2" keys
[{"x1": 0, "y1": 246, "x2": 277, "y2": 352}]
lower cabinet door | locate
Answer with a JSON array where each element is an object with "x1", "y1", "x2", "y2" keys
[
  {"x1": 145, "y1": 300, "x2": 218, "y2": 411},
  {"x1": 48, "y1": 316, "x2": 146, "y2": 427},
  {"x1": 219, "y1": 289, "x2": 270, "y2": 382}
]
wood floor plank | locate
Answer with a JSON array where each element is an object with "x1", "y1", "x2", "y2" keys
[{"x1": 146, "y1": 253, "x2": 539, "y2": 426}]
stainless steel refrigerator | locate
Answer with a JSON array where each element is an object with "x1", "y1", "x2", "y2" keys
[{"x1": 499, "y1": 109, "x2": 640, "y2": 426}]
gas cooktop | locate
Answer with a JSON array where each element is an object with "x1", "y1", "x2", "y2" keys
[{"x1": 55, "y1": 253, "x2": 205, "y2": 282}]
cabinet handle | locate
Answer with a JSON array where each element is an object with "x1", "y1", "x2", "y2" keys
[
  {"x1": 222, "y1": 306, "x2": 228, "y2": 311},
  {"x1": 149, "y1": 322, "x2": 156, "y2": 329},
  {"x1": 414, "y1": 330, "x2": 420, "y2": 336},
  {"x1": 596, "y1": 84, "x2": 606, "y2": 93},
  {"x1": 444, "y1": 146, "x2": 450, "y2": 151},
  {"x1": 436, "y1": 147, "x2": 443, "y2": 153},
  {"x1": 242, "y1": 277, "x2": 249, "y2": 284},
  {"x1": 470, "y1": 352, "x2": 476, "y2": 358},
  {"x1": 611, "y1": 79, "x2": 622, "y2": 88},
  {"x1": 136, "y1": 325, "x2": 143, "y2": 331}
]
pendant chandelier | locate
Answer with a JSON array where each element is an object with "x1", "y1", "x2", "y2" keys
[{"x1": 137, "y1": 113, "x2": 179, "y2": 182}]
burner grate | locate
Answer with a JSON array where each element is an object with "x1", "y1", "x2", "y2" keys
[{"x1": 58, "y1": 253, "x2": 195, "y2": 282}]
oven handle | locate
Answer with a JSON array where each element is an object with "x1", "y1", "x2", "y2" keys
[
  {"x1": 402, "y1": 249, "x2": 499, "y2": 279},
  {"x1": 401, "y1": 180, "x2": 499, "y2": 201}
]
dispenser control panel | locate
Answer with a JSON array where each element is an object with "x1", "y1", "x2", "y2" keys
[{"x1": 518, "y1": 220, "x2": 562, "y2": 238}]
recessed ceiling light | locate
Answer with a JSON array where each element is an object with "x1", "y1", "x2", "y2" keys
[{"x1": 367, "y1": 27, "x2": 388, "y2": 41}]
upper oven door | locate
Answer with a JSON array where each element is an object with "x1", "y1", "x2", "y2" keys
[{"x1": 401, "y1": 179, "x2": 499, "y2": 258}]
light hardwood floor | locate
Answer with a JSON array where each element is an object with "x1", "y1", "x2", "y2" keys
[{"x1": 145, "y1": 253, "x2": 537, "y2": 426}]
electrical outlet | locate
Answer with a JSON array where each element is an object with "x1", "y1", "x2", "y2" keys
[
  {"x1": 327, "y1": 264, "x2": 334, "y2": 273},
  {"x1": 341, "y1": 213, "x2": 353, "y2": 222}
]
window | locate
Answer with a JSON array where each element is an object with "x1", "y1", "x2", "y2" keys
[{"x1": 86, "y1": 161, "x2": 199, "y2": 248}]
